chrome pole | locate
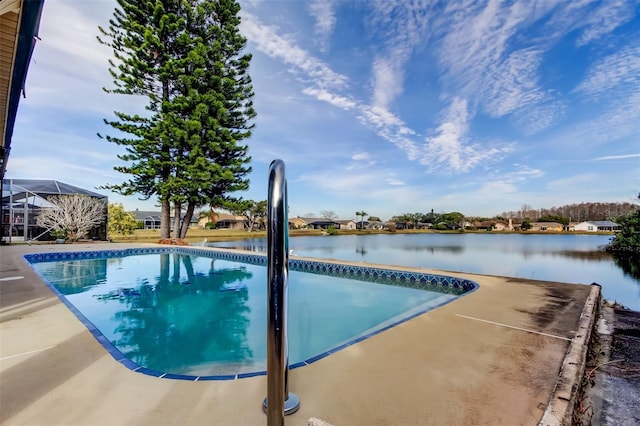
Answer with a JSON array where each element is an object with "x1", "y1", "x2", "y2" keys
[{"x1": 264, "y1": 159, "x2": 300, "y2": 425}]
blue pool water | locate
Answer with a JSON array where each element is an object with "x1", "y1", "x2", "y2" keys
[{"x1": 25, "y1": 248, "x2": 475, "y2": 379}]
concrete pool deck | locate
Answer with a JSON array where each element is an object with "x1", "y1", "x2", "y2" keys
[{"x1": 1, "y1": 242, "x2": 598, "y2": 425}]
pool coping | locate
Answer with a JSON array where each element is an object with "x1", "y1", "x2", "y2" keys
[
  {"x1": 538, "y1": 283, "x2": 601, "y2": 426},
  {"x1": 23, "y1": 246, "x2": 479, "y2": 381}
]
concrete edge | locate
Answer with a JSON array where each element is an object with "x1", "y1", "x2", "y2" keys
[{"x1": 538, "y1": 283, "x2": 601, "y2": 426}]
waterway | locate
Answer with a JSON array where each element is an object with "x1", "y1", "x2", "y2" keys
[{"x1": 208, "y1": 233, "x2": 640, "y2": 310}]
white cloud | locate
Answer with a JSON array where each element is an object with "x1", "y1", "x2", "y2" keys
[
  {"x1": 357, "y1": 106, "x2": 420, "y2": 159},
  {"x1": 352, "y1": 152, "x2": 371, "y2": 161},
  {"x1": 576, "y1": 0, "x2": 638, "y2": 46},
  {"x1": 431, "y1": 0, "x2": 637, "y2": 134},
  {"x1": 594, "y1": 153, "x2": 640, "y2": 161},
  {"x1": 359, "y1": 105, "x2": 407, "y2": 129},
  {"x1": 575, "y1": 44, "x2": 640, "y2": 97},
  {"x1": 480, "y1": 180, "x2": 518, "y2": 194},
  {"x1": 296, "y1": 162, "x2": 411, "y2": 202},
  {"x1": 421, "y1": 97, "x2": 471, "y2": 171},
  {"x1": 385, "y1": 177, "x2": 405, "y2": 186},
  {"x1": 301, "y1": 87, "x2": 357, "y2": 110},
  {"x1": 308, "y1": 0, "x2": 336, "y2": 53},
  {"x1": 39, "y1": 1, "x2": 111, "y2": 80},
  {"x1": 22, "y1": 0, "x2": 149, "y2": 118},
  {"x1": 511, "y1": 165, "x2": 544, "y2": 180},
  {"x1": 242, "y1": 11, "x2": 429, "y2": 168},
  {"x1": 240, "y1": 12, "x2": 348, "y2": 91},
  {"x1": 346, "y1": 152, "x2": 377, "y2": 170},
  {"x1": 298, "y1": 170, "x2": 376, "y2": 193},
  {"x1": 438, "y1": 0, "x2": 530, "y2": 98},
  {"x1": 421, "y1": 98, "x2": 509, "y2": 172},
  {"x1": 440, "y1": 163, "x2": 543, "y2": 204},
  {"x1": 476, "y1": 165, "x2": 543, "y2": 195},
  {"x1": 513, "y1": 100, "x2": 567, "y2": 135},
  {"x1": 366, "y1": 2, "x2": 433, "y2": 109},
  {"x1": 552, "y1": 90, "x2": 640, "y2": 149},
  {"x1": 7, "y1": 156, "x2": 119, "y2": 185},
  {"x1": 371, "y1": 57, "x2": 404, "y2": 109},
  {"x1": 481, "y1": 48, "x2": 546, "y2": 117}
]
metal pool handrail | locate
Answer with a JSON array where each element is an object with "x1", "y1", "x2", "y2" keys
[{"x1": 264, "y1": 159, "x2": 300, "y2": 425}]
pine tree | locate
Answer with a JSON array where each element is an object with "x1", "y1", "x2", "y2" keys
[{"x1": 99, "y1": 0, "x2": 255, "y2": 239}]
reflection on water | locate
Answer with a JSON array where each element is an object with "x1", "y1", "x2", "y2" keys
[
  {"x1": 43, "y1": 259, "x2": 107, "y2": 295},
  {"x1": 110, "y1": 254, "x2": 254, "y2": 374},
  {"x1": 404, "y1": 245, "x2": 465, "y2": 254},
  {"x1": 38, "y1": 254, "x2": 255, "y2": 375},
  {"x1": 612, "y1": 255, "x2": 640, "y2": 281},
  {"x1": 554, "y1": 250, "x2": 614, "y2": 262},
  {"x1": 208, "y1": 233, "x2": 640, "y2": 310}
]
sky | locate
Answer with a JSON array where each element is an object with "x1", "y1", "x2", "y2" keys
[{"x1": 7, "y1": 0, "x2": 640, "y2": 220}]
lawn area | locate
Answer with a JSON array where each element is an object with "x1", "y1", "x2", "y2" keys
[
  {"x1": 111, "y1": 228, "x2": 329, "y2": 243},
  {"x1": 109, "y1": 227, "x2": 606, "y2": 244}
]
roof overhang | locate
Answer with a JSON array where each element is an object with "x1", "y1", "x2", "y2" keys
[{"x1": 0, "y1": 0, "x2": 45, "y2": 179}]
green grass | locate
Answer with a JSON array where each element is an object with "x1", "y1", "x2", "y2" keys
[{"x1": 111, "y1": 228, "x2": 332, "y2": 243}]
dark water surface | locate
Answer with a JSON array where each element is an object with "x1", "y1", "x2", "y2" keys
[{"x1": 208, "y1": 233, "x2": 640, "y2": 310}]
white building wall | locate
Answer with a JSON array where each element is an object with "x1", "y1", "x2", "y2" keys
[{"x1": 574, "y1": 221, "x2": 597, "y2": 232}]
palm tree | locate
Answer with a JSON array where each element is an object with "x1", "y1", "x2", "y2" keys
[
  {"x1": 356, "y1": 211, "x2": 368, "y2": 230},
  {"x1": 198, "y1": 208, "x2": 217, "y2": 226}
]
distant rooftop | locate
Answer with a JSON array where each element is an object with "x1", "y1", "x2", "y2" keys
[
  {"x1": 590, "y1": 220, "x2": 620, "y2": 227},
  {"x1": 2, "y1": 178, "x2": 107, "y2": 199}
]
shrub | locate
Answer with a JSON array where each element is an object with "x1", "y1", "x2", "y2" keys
[
  {"x1": 50, "y1": 228, "x2": 69, "y2": 240},
  {"x1": 108, "y1": 203, "x2": 137, "y2": 236},
  {"x1": 606, "y1": 204, "x2": 640, "y2": 255}
]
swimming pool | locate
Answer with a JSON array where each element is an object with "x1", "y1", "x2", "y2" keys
[{"x1": 24, "y1": 247, "x2": 477, "y2": 379}]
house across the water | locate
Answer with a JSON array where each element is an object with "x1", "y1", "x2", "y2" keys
[{"x1": 573, "y1": 220, "x2": 621, "y2": 232}]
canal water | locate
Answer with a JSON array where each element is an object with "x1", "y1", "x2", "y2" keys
[{"x1": 208, "y1": 233, "x2": 640, "y2": 311}]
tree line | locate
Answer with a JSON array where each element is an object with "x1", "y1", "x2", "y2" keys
[
  {"x1": 390, "y1": 210, "x2": 464, "y2": 230},
  {"x1": 295, "y1": 202, "x2": 636, "y2": 229},
  {"x1": 499, "y1": 202, "x2": 636, "y2": 223},
  {"x1": 254, "y1": 201, "x2": 637, "y2": 232}
]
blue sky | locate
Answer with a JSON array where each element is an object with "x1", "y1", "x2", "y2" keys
[{"x1": 7, "y1": 0, "x2": 640, "y2": 220}]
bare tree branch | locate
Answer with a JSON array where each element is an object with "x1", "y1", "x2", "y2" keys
[{"x1": 36, "y1": 195, "x2": 106, "y2": 241}]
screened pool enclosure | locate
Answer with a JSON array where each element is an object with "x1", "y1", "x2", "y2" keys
[{"x1": 1, "y1": 179, "x2": 108, "y2": 243}]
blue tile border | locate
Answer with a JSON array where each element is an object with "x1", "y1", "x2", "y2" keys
[
  {"x1": 23, "y1": 246, "x2": 479, "y2": 381},
  {"x1": 24, "y1": 247, "x2": 477, "y2": 294}
]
